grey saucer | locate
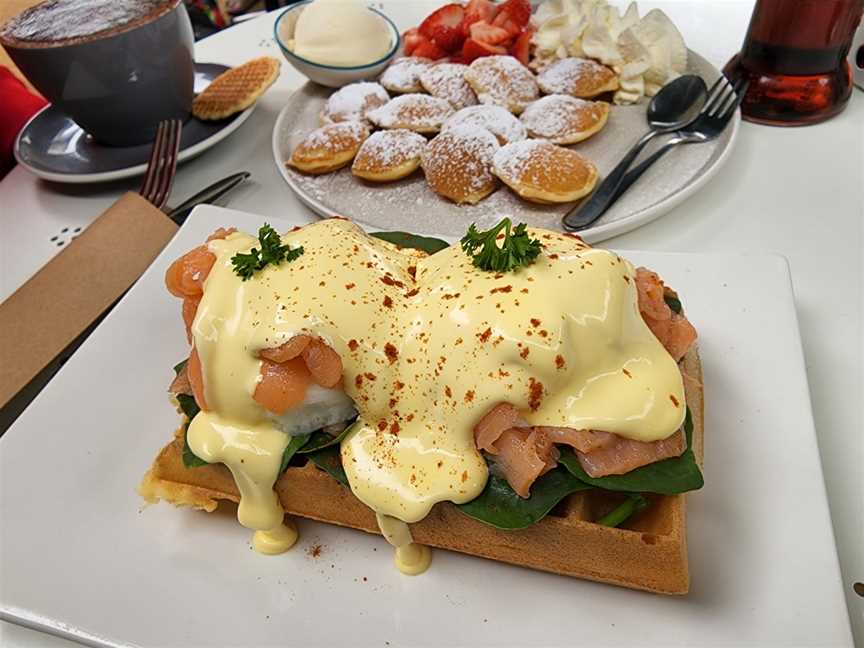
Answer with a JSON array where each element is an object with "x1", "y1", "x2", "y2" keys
[{"x1": 14, "y1": 63, "x2": 255, "y2": 184}]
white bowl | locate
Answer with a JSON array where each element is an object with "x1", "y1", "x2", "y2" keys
[{"x1": 273, "y1": 1, "x2": 400, "y2": 88}]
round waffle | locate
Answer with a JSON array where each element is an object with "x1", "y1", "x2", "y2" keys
[
  {"x1": 379, "y1": 57, "x2": 433, "y2": 94},
  {"x1": 520, "y1": 95, "x2": 610, "y2": 144},
  {"x1": 321, "y1": 82, "x2": 390, "y2": 125},
  {"x1": 420, "y1": 124, "x2": 499, "y2": 204},
  {"x1": 418, "y1": 63, "x2": 477, "y2": 110},
  {"x1": 464, "y1": 55, "x2": 539, "y2": 115},
  {"x1": 288, "y1": 122, "x2": 370, "y2": 174},
  {"x1": 442, "y1": 105, "x2": 527, "y2": 145},
  {"x1": 192, "y1": 56, "x2": 281, "y2": 121},
  {"x1": 536, "y1": 57, "x2": 619, "y2": 98},
  {"x1": 366, "y1": 94, "x2": 455, "y2": 133},
  {"x1": 492, "y1": 139, "x2": 598, "y2": 204},
  {"x1": 351, "y1": 129, "x2": 427, "y2": 182}
]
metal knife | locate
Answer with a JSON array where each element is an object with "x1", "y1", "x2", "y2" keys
[{"x1": 166, "y1": 171, "x2": 251, "y2": 225}]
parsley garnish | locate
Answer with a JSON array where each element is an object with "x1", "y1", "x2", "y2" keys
[
  {"x1": 231, "y1": 223, "x2": 303, "y2": 281},
  {"x1": 460, "y1": 218, "x2": 543, "y2": 272}
]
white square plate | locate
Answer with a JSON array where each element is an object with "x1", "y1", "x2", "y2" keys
[{"x1": 0, "y1": 206, "x2": 852, "y2": 647}]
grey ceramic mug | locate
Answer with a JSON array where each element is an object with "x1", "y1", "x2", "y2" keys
[{"x1": 1, "y1": 1, "x2": 194, "y2": 147}]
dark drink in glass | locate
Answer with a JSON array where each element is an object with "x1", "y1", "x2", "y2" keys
[{"x1": 724, "y1": 0, "x2": 864, "y2": 126}]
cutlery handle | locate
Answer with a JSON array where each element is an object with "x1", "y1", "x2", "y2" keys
[
  {"x1": 611, "y1": 137, "x2": 683, "y2": 201},
  {"x1": 562, "y1": 129, "x2": 659, "y2": 231}
]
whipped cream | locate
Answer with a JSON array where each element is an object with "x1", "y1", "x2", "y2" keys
[{"x1": 531, "y1": 0, "x2": 686, "y2": 105}]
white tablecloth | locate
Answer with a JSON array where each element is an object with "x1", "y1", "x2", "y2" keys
[{"x1": 1, "y1": 1, "x2": 861, "y2": 645}]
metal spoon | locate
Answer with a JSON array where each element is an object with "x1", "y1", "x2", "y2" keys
[{"x1": 562, "y1": 74, "x2": 708, "y2": 231}]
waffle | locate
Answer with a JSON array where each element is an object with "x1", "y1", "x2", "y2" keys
[
  {"x1": 192, "y1": 57, "x2": 281, "y2": 121},
  {"x1": 140, "y1": 347, "x2": 703, "y2": 595}
]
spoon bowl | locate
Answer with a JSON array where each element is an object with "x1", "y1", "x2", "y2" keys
[{"x1": 648, "y1": 75, "x2": 708, "y2": 129}]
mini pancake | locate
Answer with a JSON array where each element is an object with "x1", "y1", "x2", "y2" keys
[
  {"x1": 288, "y1": 122, "x2": 370, "y2": 174},
  {"x1": 492, "y1": 139, "x2": 598, "y2": 204},
  {"x1": 379, "y1": 56, "x2": 433, "y2": 93},
  {"x1": 464, "y1": 55, "x2": 539, "y2": 114},
  {"x1": 351, "y1": 129, "x2": 427, "y2": 182},
  {"x1": 321, "y1": 81, "x2": 390, "y2": 125},
  {"x1": 536, "y1": 57, "x2": 619, "y2": 98},
  {"x1": 442, "y1": 104, "x2": 527, "y2": 145},
  {"x1": 421, "y1": 124, "x2": 499, "y2": 204},
  {"x1": 520, "y1": 95, "x2": 610, "y2": 144},
  {"x1": 367, "y1": 94, "x2": 455, "y2": 133},
  {"x1": 419, "y1": 63, "x2": 477, "y2": 110}
]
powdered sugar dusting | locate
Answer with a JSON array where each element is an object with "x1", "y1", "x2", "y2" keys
[
  {"x1": 296, "y1": 121, "x2": 369, "y2": 155},
  {"x1": 442, "y1": 105, "x2": 526, "y2": 145},
  {"x1": 419, "y1": 63, "x2": 477, "y2": 110},
  {"x1": 380, "y1": 57, "x2": 432, "y2": 93},
  {"x1": 323, "y1": 82, "x2": 389, "y2": 123},
  {"x1": 537, "y1": 57, "x2": 616, "y2": 96},
  {"x1": 520, "y1": 95, "x2": 607, "y2": 142},
  {"x1": 465, "y1": 55, "x2": 539, "y2": 114},
  {"x1": 367, "y1": 94, "x2": 454, "y2": 131},
  {"x1": 353, "y1": 129, "x2": 426, "y2": 172},
  {"x1": 421, "y1": 124, "x2": 500, "y2": 202},
  {"x1": 493, "y1": 139, "x2": 591, "y2": 190}
]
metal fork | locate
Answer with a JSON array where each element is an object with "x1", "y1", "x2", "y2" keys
[
  {"x1": 139, "y1": 119, "x2": 182, "y2": 209},
  {"x1": 562, "y1": 77, "x2": 748, "y2": 232}
]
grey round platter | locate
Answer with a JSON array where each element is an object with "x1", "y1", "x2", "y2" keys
[{"x1": 272, "y1": 50, "x2": 738, "y2": 243}]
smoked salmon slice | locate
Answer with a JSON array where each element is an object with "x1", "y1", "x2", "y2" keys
[
  {"x1": 300, "y1": 338, "x2": 343, "y2": 388},
  {"x1": 253, "y1": 357, "x2": 313, "y2": 415},
  {"x1": 577, "y1": 429, "x2": 685, "y2": 478},
  {"x1": 635, "y1": 267, "x2": 697, "y2": 362},
  {"x1": 187, "y1": 347, "x2": 209, "y2": 411},
  {"x1": 260, "y1": 335, "x2": 312, "y2": 363}
]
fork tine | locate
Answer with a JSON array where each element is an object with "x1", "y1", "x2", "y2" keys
[
  {"x1": 139, "y1": 121, "x2": 168, "y2": 202},
  {"x1": 701, "y1": 76, "x2": 732, "y2": 116},
  {"x1": 719, "y1": 79, "x2": 750, "y2": 120},
  {"x1": 151, "y1": 119, "x2": 182, "y2": 209}
]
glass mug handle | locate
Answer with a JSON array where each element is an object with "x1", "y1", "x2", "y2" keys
[{"x1": 851, "y1": 20, "x2": 864, "y2": 90}]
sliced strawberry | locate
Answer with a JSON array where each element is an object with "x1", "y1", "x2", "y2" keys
[
  {"x1": 510, "y1": 27, "x2": 534, "y2": 66},
  {"x1": 460, "y1": 0, "x2": 498, "y2": 38},
  {"x1": 461, "y1": 37, "x2": 508, "y2": 63},
  {"x1": 492, "y1": 11, "x2": 522, "y2": 37},
  {"x1": 419, "y1": 4, "x2": 464, "y2": 38},
  {"x1": 412, "y1": 38, "x2": 447, "y2": 60},
  {"x1": 496, "y1": 0, "x2": 531, "y2": 28},
  {"x1": 429, "y1": 24, "x2": 464, "y2": 53},
  {"x1": 403, "y1": 27, "x2": 424, "y2": 56},
  {"x1": 469, "y1": 20, "x2": 512, "y2": 45}
]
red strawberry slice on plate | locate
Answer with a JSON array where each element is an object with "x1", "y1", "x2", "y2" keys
[
  {"x1": 496, "y1": 0, "x2": 531, "y2": 27},
  {"x1": 510, "y1": 27, "x2": 534, "y2": 66},
  {"x1": 461, "y1": 37, "x2": 508, "y2": 63},
  {"x1": 403, "y1": 27, "x2": 424, "y2": 56},
  {"x1": 469, "y1": 20, "x2": 512, "y2": 45},
  {"x1": 419, "y1": 4, "x2": 466, "y2": 54},
  {"x1": 460, "y1": 0, "x2": 498, "y2": 37},
  {"x1": 412, "y1": 38, "x2": 447, "y2": 60}
]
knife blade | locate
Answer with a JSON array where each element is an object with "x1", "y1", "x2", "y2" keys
[{"x1": 166, "y1": 171, "x2": 251, "y2": 225}]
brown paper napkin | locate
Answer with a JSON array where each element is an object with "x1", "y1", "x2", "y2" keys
[{"x1": 0, "y1": 192, "x2": 178, "y2": 411}]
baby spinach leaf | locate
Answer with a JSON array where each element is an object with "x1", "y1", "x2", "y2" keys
[
  {"x1": 370, "y1": 231, "x2": 449, "y2": 255},
  {"x1": 176, "y1": 393, "x2": 208, "y2": 468},
  {"x1": 664, "y1": 294, "x2": 683, "y2": 314},
  {"x1": 280, "y1": 433, "x2": 311, "y2": 474},
  {"x1": 297, "y1": 422, "x2": 355, "y2": 454},
  {"x1": 457, "y1": 469, "x2": 592, "y2": 530},
  {"x1": 596, "y1": 493, "x2": 649, "y2": 527},
  {"x1": 173, "y1": 358, "x2": 188, "y2": 375},
  {"x1": 307, "y1": 445, "x2": 349, "y2": 486},
  {"x1": 558, "y1": 408, "x2": 703, "y2": 495}
]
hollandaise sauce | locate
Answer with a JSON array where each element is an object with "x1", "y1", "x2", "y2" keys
[{"x1": 185, "y1": 219, "x2": 685, "y2": 566}]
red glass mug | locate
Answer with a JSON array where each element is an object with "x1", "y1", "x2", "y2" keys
[{"x1": 724, "y1": 0, "x2": 864, "y2": 126}]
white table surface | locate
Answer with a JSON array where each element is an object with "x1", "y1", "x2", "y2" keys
[{"x1": 0, "y1": 1, "x2": 861, "y2": 646}]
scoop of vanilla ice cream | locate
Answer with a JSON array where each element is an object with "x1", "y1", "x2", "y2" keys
[{"x1": 292, "y1": 0, "x2": 392, "y2": 67}]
